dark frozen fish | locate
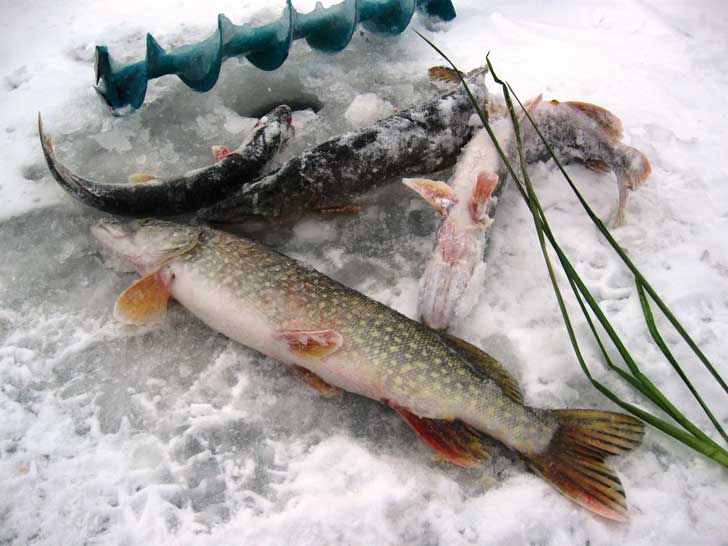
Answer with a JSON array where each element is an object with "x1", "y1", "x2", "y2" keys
[
  {"x1": 197, "y1": 69, "x2": 489, "y2": 221},
  {"x1": 38, "y1": 105, "x2": 294, "y2": 216},
  {"x1": 520, "y1": 99, "x2": 651, "y2": 226}
]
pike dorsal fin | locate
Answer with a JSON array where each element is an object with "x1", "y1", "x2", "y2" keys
[
  {"x1": 438, "y1": 333, "x2": 523, "y2": 404},
  {"x1": 389, "y1": 402, "x2": 492, "y2": 468},
  {"x1": 563, "y1": 101, "x2": 624, "y2": 140},
  {"x1": 114, "y1": 268, "x2": 173, "y2": 325}
]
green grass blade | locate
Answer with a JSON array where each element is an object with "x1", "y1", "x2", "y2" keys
[
  {"x1": 414, "y1": 32, "x2": 728, "y2": 468},
  {"x1": 636, "y1": 279, "x2": 728, "y2": 444},
  {"x1": 506, "y1": 84, "x2": 728, "y2": 397}
]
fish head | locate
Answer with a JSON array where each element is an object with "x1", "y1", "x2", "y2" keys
[
  {"x1": 419, "y1": 221, "x2": 486, "y2": 330},
  {"x1": 91, "y1": 219, "x2": 201, "y2": 275}
]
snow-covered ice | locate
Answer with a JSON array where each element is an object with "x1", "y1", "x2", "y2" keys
[{"x1": 1, "y1": 0, "x2": 728, "y2": 544}]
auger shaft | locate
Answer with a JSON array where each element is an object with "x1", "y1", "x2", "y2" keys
[{"x1": 94, "y1": 0, "x2": 456, "y2": 110}]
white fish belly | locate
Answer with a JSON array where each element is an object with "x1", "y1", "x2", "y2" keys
[{"x1": 168, "y1": 263, "x2": 384, "y2": 401}]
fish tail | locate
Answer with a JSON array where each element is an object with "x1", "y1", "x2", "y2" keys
[
  {"x1": 614, "y1": 145, "x2": 652, "y2": 226},
  {"x1": 523, "y1": 409, "x2": 644, "y2": 522}
]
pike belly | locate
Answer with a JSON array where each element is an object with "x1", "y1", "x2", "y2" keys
[
  {"x1": 167, "y1": 258, "x2": 387, "y2": 403},
  {"x1": 163, "y1": 239, "x2": 552, "y2": 454}
]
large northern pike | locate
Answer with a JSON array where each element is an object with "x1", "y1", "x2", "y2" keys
[
  {"x1": 92, "y1": 218, "x2": 644, "y2": 521},
  {"x1": 38, "y1": 105, "x2": 293, "y2": 216}
]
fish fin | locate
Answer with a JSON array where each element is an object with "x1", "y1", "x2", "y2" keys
[
  {"x1": 488, "y1": 100, "x2": 508, "y2": 119},
  {"x1": 317, "y1": 204, "x2": 362, "y2": 216},
  {"x1": 402, "y1": 178, "x2": 457, "y2": 217},
  {"x1": 563, "y1": 101, "x2": 624, "y2": 140},
  {"x1": 288, "y1": 365, "x2": 341, "y2": 397},
  {"x1": 113, "y1": 268, "x2": 173, "y2": 325},
  {"x1": 524, "y1": 409, "x2": 644, "y2": 522},
  {"x1": 428, "y1": 65, "x2": 462, "y2": 84},
  {"x1": 584, "y1": 159, "x2": 610, "y2": 173},
  {"x1": 211, "y1": 145, "x2": 230, "y2": 161},
  {"x1": 275, "y1": 329, "x2": 343, "y2": 359},
  {"x1": 437, "y1": 333, "x2": 522, "y2": 404},
  {"x1": 519, "y1": 94, "x2": 543, "y2": 119},
  {"x1": 390, "y1": 403, "x2": 492, "y2": 468},
  {"x1": 128, "y1": 173, "x2": 158, "y2": 184},
  {"x1": 469, "y1": 171, "x2": 499, "y2": 223},
  {"x1": 613, "y1": 146, "x2": 652, "y2": 227}
]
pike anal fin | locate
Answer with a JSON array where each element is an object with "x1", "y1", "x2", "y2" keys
[
  {"x1": 288, "y1": 365, "x2": 341, "y2": 397},
  {"x1": 390, "y1": 403, "x2": 491, "y2": 468},
  {"x1": 114, "y1": 268, "x2": 173, "y2": 324}
]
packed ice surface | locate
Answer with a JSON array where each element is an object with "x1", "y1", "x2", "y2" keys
[{"x1": 2, "y1": 0, "x2": 728, "y2": 544}]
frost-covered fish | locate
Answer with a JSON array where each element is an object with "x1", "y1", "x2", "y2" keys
[
  {"x1": 405, "y1": 87, "x2": 651, "y2": 330},
  {"x1": 520, "y1": 99, "x2": 652, "y2": 227},
  {"x1": 38, "y1": 105, "x2": 294, "y2": 216},
  {"x1": 197, "y1": 69, "x2": 490, "y2": 221},
  {"x1": 403, "y1": 96, "x2": 541, "y2": 330},
  {"x1": 92, "y1": 218, "x2": 644, "y2": 521}
]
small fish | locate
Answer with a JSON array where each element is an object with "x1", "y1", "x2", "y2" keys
[
  {"x1": 404, "y1": 96, "x2": 542, "y2": 330},
  {"x1": 197, "y1": 68, "x2": 490, "y2": 221},
  {"x1": 38, "y1": 105, "x2": 294, "y2": 216},
  {"x1": 406, "y1": 94, "x2": 651, "y2": 330},
  {"x1": 92, "y1": 218, "x2": 644, "y2": 521},
  {"x1": 521, "y1": 99, "x2": 651, "y2": 227}
]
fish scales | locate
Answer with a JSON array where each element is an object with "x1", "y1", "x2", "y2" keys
[
  {"x1": 93, "y1": 219, "x2": 644, "y2": 521},
  {"x1": 166, "y1": 227, "x2": 550, "y2": 449}
]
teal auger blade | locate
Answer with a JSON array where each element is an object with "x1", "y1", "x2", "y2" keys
[{"x1": 94, "y1": 0, "x2": 456, "y2": 110}]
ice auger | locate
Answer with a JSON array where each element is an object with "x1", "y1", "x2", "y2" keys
[{"x1": 94, "y1": 0, "x2": 456, "y2": 110}]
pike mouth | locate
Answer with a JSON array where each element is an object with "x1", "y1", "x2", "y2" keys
[{"x1": 90, "y1": 219, "x2": 142, "y2": 273}]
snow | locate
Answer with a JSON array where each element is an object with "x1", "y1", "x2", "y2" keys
[
  {"x1": 344, "y1": 93, "x2": 396, "y2": 129},
  {"x1": 2, "y1": 0, "x2": 728, "y2": 545}
]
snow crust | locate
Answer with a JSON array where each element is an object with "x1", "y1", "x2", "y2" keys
[{"x1": 1, "y1": 0, "x2": 728, "y2": 544}]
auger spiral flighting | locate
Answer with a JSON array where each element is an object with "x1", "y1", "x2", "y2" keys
[{"x1": 94, "y1": 0, "x2": 456, "y2": 110}]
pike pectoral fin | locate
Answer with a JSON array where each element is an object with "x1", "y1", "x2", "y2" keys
[
  {"x1": 428, "y1": 65, "x2": 462, "y2": 84},
  {"x1": 469, "y1": 172, "x2": 499, "y2": 223},
  {"x1": 275, "y1": 329, "x2": 343, "y2": 359},
  {"x1": 114, "y1": 268, "x2": 173, "y2": 325},
  {"x1": 128, "y1": 173, "x2": 158, "y2": 184},
  {"x1": 437, "y1": 332, "x2": 523, "y2": 404},
  {"x1": 525, "y1": 410, "x2": 644, "y2": 522},
  {"x1": 288, "y1": 365, "x2": 341, "y2": 397},
  {"x1": 584, "y1": 159, "x2": 610, "y2": 173},
  {"x1": 317, "y1": 205, "x2": 362, "y2": 216},
  {"x1": 391, "y1": 404, "x2": 491, "y2": 468},
  {"x1": 402, "y1": 178, "x2": 457, "y2": 217}
]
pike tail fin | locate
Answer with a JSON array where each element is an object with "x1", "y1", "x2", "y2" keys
[
  {"x1": 524, "y1": 409, "x2": 644, "y2": 522},
  {"x1": 614, "y1": 146, "x2": 652, "y2": 226}
]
